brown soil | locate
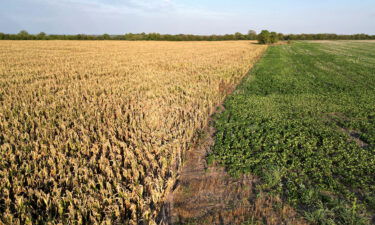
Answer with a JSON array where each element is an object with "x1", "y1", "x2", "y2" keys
[
  {"x1": 325, "y1": 112, "x2": 369, "y2": 149},
  {"x1": 339, "y1": 127, "x2": 369, "y2": 148},
  {"x1": 158, "y1": 114, "x2": 307, "y2": 225}
]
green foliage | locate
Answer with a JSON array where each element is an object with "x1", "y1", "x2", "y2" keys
[
  {"x1": 258, "y1": 30, "x2": 279, "y2": 44},
  {"x1": 17, "y1": 30, "x2": 31, "y2": 40},
  {"x1": 36, "y1": 32, "x2": 46, "y2": 40},
  {"x1": 102, "y1": 33, "x2": 110, "y2": 40},
  {"x1": 277, "y1": 33, "x2": 284, "y2": 41},
  {"x1": 285, "y1": 33, "x2": 375, "y2": 40},
  {"x1": 18, "y1": 30, "x2": 29, "y2": 36},
  {"x1": 234, "y1": 32, "x2": 246, "y2": 40},
  {"x1": 0, "y1": 30, "x2": 374, "y2": 41},
  {"x1": 257, "y1": 30, "x2": 271, "y2": 44},
  {"x1": 211, "y1": 41, "x2": 375, "y2": 224},
  {"x1": 0, "y1": 30, "x2": 256, "y2": 41},
  {"x1": 247, "y1": 30, "x2": 257, "y2": 40},
  {"x1": 270, "y1": 32, "x2": 279, "y2": 43}
]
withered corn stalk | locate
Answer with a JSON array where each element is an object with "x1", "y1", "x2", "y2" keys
[{"x1": 0, "y1": 41, "x2": 266, "y2": 224}]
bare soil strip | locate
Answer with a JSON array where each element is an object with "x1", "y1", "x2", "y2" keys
[
  {"x1": 326, "y1": 112, "x2": 370, "y2": 149},
  {"x1": 158, "y1": 109, "x2": 307, "y2": 225},
  {"x1": 157, "y1": 48, "x2": 307, "y2": 225}
]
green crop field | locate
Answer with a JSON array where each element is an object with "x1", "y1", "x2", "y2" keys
[{"x1": 210, "y1": 41, "x2": 375, "y2": 224}]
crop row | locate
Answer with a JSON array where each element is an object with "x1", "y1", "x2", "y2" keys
[
  {"x1": 0, "y1": 41, "x2": 266, "y2": 224},
  {"x1": 211, "y1": 41, "x2": 375, "y2": 224}
]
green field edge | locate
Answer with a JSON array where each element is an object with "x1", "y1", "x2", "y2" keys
[{"x1": 208, "y1": 41, "x2": 375, "y2": 225}]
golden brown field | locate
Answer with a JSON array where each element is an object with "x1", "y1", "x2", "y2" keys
[{"x1": 0, "y1": 40, "x2": 266, "y2": 224}]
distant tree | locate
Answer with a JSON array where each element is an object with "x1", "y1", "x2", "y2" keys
[
  {"x1": 277, "y1": 33, "x2": 284, "y2": 41},
  {"x1": 0, "y1": 30, "x2": 374, "y2": 41},
  {"x1": 270, "y1": 32, "x2": 279, "y2": 43},
  {"x1": 18, "y1": 30, "x2": 29, "y2": 35},
  {"x1": 18, "y1": 30, "x2": 30, "y2": 39},
  {"x1": 76, "y1": 34, "x2": 87, "y2": 40},
  {"x1": 139, "y1": 32, "x2": 147, "y2": 40},
  {"x1": 234, "y1": 32, "x2": 245, "y2": 40},
  {"x1": 102, "y1": 33, "x2": 110, "y2": 40},
  {"x1": 37, "y1": 32, "x2": 47, "y2": 40},
  {"x1": 124, "y1": 33, "x2": 136, "y2": 40},
  {"x1": 247, "y1": 30, "x2": 257, "y2": 40},
  {"x1": 257, "y1": 30, "x2": 271, "y2": 44}
]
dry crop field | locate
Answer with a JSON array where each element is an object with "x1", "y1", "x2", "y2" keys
[{"x1": 0, "y1": 41, "x2": 266, "y2": 224}]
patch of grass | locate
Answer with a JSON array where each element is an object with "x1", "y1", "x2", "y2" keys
[{"x1": 211, "y1": 41, "x2": 375, "y2": 224}]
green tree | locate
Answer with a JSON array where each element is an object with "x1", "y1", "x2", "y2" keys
[
  {"x1": 257, "y1": 30, "x2": 271, "y2": 44},
  {"x1": 234, "y1": 32, "x2": 245, "y2": 40},
  {"x1": 277, "y1": 33, "x2": 284, "y2": 41},
  {"x1": 247, "y1": 30, "x2": 257, "y2": 40},
  {"x1": 37, "y1": 32, "x2": 47, "y2": 40},
  {"x1": 270, "y1": 32, "x2": 279, "y2": 43},
  {"x1": 18, "y1": 30, "x2": 30, "y2": 39},
  {"x1": 102, "y1": 33, "x2": 110, "y2": 40}
]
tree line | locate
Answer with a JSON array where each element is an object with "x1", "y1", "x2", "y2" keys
[{"x1": 0, "y1": 30, "x2": 374, "y2": 41}]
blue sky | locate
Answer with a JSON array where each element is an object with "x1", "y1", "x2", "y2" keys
[{"x1": 1, "y1": 0, "x2": 374, "y2": 35}]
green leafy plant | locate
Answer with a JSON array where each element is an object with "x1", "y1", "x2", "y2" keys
[{"x1": 211, "y1": 41, "x2": 375, "y2": 224}]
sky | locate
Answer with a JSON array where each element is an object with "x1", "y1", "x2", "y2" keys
[{"x1": 0, "y1": 0, "x2": 374, "y2": 35}]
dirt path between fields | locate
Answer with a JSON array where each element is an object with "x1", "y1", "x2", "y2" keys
[{"x1": 157, "y1": 107, "x2": 307, "y2": 225}]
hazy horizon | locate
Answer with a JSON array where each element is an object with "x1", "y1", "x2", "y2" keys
[{"x1": 1, "y1": 0, "x2": 375, "y2": 35}]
